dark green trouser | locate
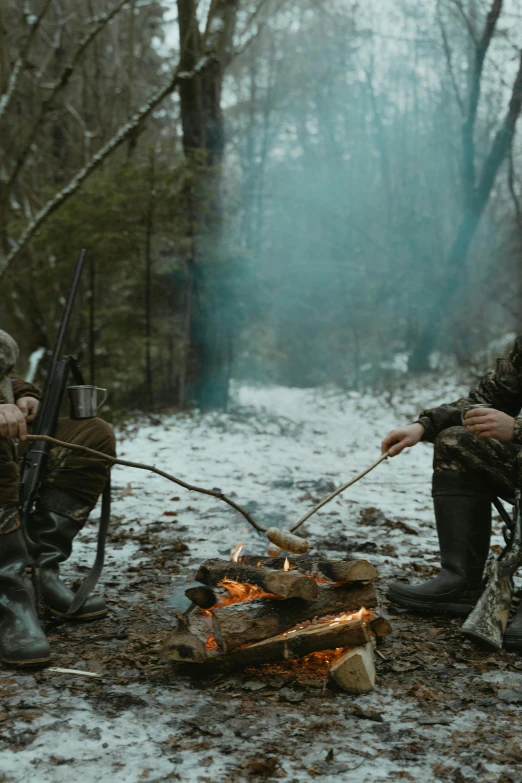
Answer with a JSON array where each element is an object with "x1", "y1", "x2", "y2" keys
[
  {"x1": 433, "y1": 426, "x2": 522, "y2": 500},
  {"x1": 0, "y1": 417, "x2": 116, "y2": 534}
]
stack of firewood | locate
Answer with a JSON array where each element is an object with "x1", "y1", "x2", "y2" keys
[{"x1": 161, "y1": 556, "x2": 390, "y2": 693}]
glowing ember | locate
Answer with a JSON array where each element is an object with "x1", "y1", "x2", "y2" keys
[
  {"x1": 206, "y1": 634, "x2": 218, "y2": 650},
  {"x1": 283, "y1": 557, "x2": 290, "y2": 572},
  {"x1": 230, "y1": 541, "x2": 243, "y2": 562}
]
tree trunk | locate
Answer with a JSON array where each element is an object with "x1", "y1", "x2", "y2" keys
[
  {"x1": 409, "y1": 46, "x2": 522, "y2": 371},
  {"x1": 176, "y1": 0, "x2": 239, "y2": 410}
]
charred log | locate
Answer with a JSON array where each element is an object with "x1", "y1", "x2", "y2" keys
[
  {"x1": 194, "y1": 559, "x2": 319, "y2": 601},
  {"x1": 172, "y1": 616, "x2": 371, "y2": 674},
  {"x1": 212, "y1": 582, "x2": 377, "y2": 651},
  {"x1": 242, "y1": 556, "x2": 378, "y2": 583}
]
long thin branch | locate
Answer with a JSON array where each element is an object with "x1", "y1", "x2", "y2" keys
[
  {"x1": 1, "y1": 63, "x2": 188, "y2": 276},
  {"x1": 437, "y1": 2, "x2": 465, "y2": 115},
  {"x1": 462, "y1": 0, "x2": 503, "y2": 191},
  {"x1": 0, "y1": 0, "x2": 53, "y2": 125},
  {"x1": 291, "y1": 453, "x2": 390, "y2": 532},
  {"x1": 6, "y1": 0, "x2": 131, "y2": 193},
  {"x1": 474, "y1": 50, "x2": 522, "y2": 214},
  {"x1": 25, "y1": 434, "x2": 266, "y2": 533}
]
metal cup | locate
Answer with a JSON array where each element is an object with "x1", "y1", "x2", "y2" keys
[
  {"x1": 68, "y1": 385, "x2": 108, "y2": 419},
  {"x1": 461, "y1": 402, "x2": 492, "y2": 426}
]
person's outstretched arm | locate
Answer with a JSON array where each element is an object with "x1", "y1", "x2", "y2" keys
[{"x1": 382, "y1": 336, "x2": 522, "y2": 455}]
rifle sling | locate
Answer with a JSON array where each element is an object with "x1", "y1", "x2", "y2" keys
[{"x1": 65, "y1": 475, "x2": 111, "y2": 616}]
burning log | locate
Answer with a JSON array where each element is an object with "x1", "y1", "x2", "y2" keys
[
  {"x1": 212, "y1": 582, "x2": 377, "y2": 651},
  {"x1": 171, "y1": 616, "x2": 371, "y2": 674},
  {"x1": 160, "y1": 613, "x2": 207, "y2": 664},
  {"x1": 329, "y1": 641, "x2": 376, "y2": 694},
  {"x1": 242, "y1": 556, "x2": 378, "y2": 583},
  {"x1": 194, "y1": 559, "x2": 319, "y2": 601}
]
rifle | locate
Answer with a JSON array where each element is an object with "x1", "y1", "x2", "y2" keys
[
  {"x1": 461, "y1": 492, "x2": 522, "y2": 651},
  {"x1": 19, "y1": 248, "x2": 87, "y2": 524}
]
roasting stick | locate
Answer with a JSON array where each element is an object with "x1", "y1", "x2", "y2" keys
[
  {"x1": 290, "y1": 451, "x2": 391, "y2": 534},
  {"x1": 25, "y1": 434, "x2": 265, "y2": 533},
  {"x1": 25, "y1": 435, "x2": 390, "y2": 554}
]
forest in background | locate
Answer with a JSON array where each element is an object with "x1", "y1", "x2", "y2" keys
[{"x1": 1, "y1": 0, "x2": 522, "y2": 415}]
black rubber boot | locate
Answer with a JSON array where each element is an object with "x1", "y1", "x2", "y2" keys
[
  {"x1": 0, "y1": 526, "x2": 51, "y2": 666},
  {"x1": 386, "y1": 471, "x2": 492, "y2": 616},
  {"x1": 27, "y1": 489, "x2": 107, "y2": 621}
]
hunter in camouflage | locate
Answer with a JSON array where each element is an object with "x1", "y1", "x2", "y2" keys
[
  {"x1": 0, "y1": 330, "x2": 116, "y2": 666},
  {"x1": 382, "y1": 335, "x2": 522, "y2": 652}
]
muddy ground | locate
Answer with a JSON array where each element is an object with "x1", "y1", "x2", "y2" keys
[{"x1": 1, "y1": 382, "x2": 522, "y2": 782}]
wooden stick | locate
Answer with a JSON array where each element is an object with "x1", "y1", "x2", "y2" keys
[
  {"x1": 290, "y1": 452, "x2": 390, "y2": 532},
  {"x1": 25, "y1": 433, "x2": 265, "y2": 532}
]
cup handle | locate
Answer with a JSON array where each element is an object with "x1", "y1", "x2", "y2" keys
[{"x1": 95, "y1": 387, "x2": 108, "y2": 411}]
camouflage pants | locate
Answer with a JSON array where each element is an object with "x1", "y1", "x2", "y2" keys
[
  {"x1": 0, "y1": 417, "x2": 115, "y2": 535},
  {"x1": 434, "y1": 426, "x2": 522, "y2": 501}
]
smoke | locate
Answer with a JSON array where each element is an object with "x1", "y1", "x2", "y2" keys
[{"x1": 224, "y1": 0, "x2": 522, "y2": 388}]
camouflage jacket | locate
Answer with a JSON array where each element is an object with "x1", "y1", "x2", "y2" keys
[
  {"x1": 0, "y1": 371, "x2": 40, "y2": 406},
  {"x1": 417, "y1": 336, "x2": 522, "y2": 445}
]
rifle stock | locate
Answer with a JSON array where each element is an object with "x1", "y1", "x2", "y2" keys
[
  {"x1": 461, "y1": 491, "x2": 522, "y2": 650},
  {"x1": 461, "y1": 560, "x2": 514, "y2": 650}
]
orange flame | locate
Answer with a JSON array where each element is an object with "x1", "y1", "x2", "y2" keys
[
  {"x1": 283, "y1": 557, "x2": 290, "y2": 572},
  {"x1": 230, "y1": 542, "x2": 243, "y2": 562},
  {"x1": 280, "y1": 607, "x2": 373, "y2": 637},
  {"x1": 217, "y1": 577, "x2": 272, "y2": 605},
  {"x1": 206, "y1": 634, "x2": 218, "y2": 650}
]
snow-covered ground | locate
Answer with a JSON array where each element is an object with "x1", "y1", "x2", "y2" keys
[{"x1": 2, "y1": 377, "x2": 522, "y2": 783}]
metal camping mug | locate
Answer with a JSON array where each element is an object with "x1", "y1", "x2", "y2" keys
[
  {"x1": 461, "y1": 402, "x2": 492, "y2": 426},
  {"x1": 68, "y1": 385, "x2": 108, "y2": 419}
]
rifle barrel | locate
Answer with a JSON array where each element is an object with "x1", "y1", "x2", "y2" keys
[{"x1": 46, "y1": 248, "x2": 86, "y2": 385}]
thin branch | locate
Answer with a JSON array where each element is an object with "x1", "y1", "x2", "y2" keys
[
  {"x1": 508, "y1": 140, "x2": 522, "y2": 228},
  {"x1": 474, "y1": 50, "x2": 522, "y2": 214},
  {"x1": 447, "y1": 0, "x2": 478, "y2": 43},
  {"x1": 291, "y1": 453, "x2": 390, "y2": 532},
  {"x1": 437, "y1": 1, "x2": 465, "y2": 114},
  {"x1": 6, "y1": 0, "x2": 131, "y2": 193},
  {"x1": 0, "y1": 0, "x2": 53, "y2": 124},
  {"x1": 1, "y1": 58, "x2": 206, "y2": 276},
  {"x1": 26, "y1": 434, "x2": 265, "y2": 532},
  {"x1": 462, "y1": 0, "x2": 504, "y2": 192}
]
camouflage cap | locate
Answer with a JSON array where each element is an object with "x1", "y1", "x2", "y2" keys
[{"x1": 0, "y1": 330, "x2": 19, "y2": 378}]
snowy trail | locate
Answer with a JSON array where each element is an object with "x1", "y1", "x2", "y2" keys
[{"x1": 1, "y1": 379, "x2": 522, "y2": 783}]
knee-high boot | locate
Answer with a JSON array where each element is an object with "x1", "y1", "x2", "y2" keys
[
  {"x1": 27, "y1": 489, "x2": 107, "y2": 620},
  {"x1": 386, "y1": 471, "x2": 492, "y2": 616},
  {"x1": 0, "y1": 518, "x2": 51, "y2": 665}
]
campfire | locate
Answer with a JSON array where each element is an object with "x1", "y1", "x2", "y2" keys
[{"x1": 162, "y1": 547, "x2": 390, "y2": 694}]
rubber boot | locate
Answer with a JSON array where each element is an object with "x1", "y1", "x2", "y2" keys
[
  {"x1": 27, "y1": 488, "x2": 107, "y2": 621},
  {"x1": 0, "y1": 525, "x2": 51, "y2": 666},
  {"x1": 386, "y1": 471, "x2": 492, "y2": 616}
]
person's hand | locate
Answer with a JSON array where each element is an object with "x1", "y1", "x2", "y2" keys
[
  {"x1": 16, "y1": 396, "x2": 40, "y2": 423},
  {"x1": 463, "y1": 408, "x2": 515, "y2": 441},
  {"x1": 0, "y1": 403, "x2": 27, "y2": 440},
  {"x1": 381, "y1": 422, "x2": 424, "y2": 457}
]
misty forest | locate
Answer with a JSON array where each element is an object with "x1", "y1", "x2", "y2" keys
[
  {"x1": 4, "y1": 2, "x2": 522, "y2": 783},
  {"x1": 2, "y1": 0, "x2": 522, "y2": 413}
]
